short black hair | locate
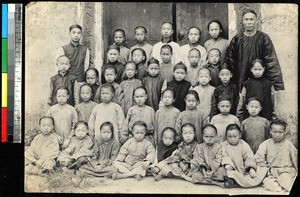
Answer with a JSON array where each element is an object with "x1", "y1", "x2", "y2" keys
[
  {"x1": 147, "y1": 58, "x2": 160, "y2": 67},
  {"x1": 160, "y1": 44, "x2": 173, "y2": 54},
  {"x1": 39, "y1": 116, "x2": 54, "y2": 125},
  {"x1": 80, "y1": 83, "x2": 94, "y2": 94},
  {"x1": 69, "y1": 24, "x2": 82, "y2": 32},
  {"x1": 134, "y1": 26, "x2": 147, "y2": 34},
  {"x1": 55, "y1": 87, "x2": 69, "y2": 96},
  {"x1": 225, "y1": 124, "x2": 241, "y2": 137},
  {"x1": 131, "y1": 48, "x2": 147, "y2": 65},
  {"x1": 246, "y1": 97, "x2": 262, "y2": 105},
  {"x1": 202, "y1": 124, "x2": 218, "y2": 135},
  {"x1": 133, "y1": 86, "x2": 147, "y2": 98},
  {"x1": 132, "y1": 121, "x2": 148, "y2": 131},
  {"x1": 100, "y1": 83, "x2": 115, "y2": 93},
  {"x1": 74, "y1": 121, "x2": 88, "y2": 130},
  {"x1": 270, "y1": 119, "x2": 288, "y2": 130},
  {"x1": 85, "y1": 68, "x2": 99, "y2": 78},
  {"x1": 113, "y1": 29, "x2": 126, "y2": 37},
  {"x1": 161, "y1": 87, "x2": 175, "y2": 98},
  {"x1": 181, "y1": 123, "x2": 196, "y2": 134},
  {"x1": 173, "y1": 62, "x2": 187, "y2": 72},
  {"x1": 104, "y1": 66, "x2": 117, "y2": 75},
  {"x1": 207, "y1": 20, "x2": 224, "y2": 34},
  {"x1": 185, "y1": 90, "x2": 200, "y2": 102},
  {"x1": 187, "y1": 26, "x2": 201, "y2": 36},
  {"x1": 56, "y1": 55, "x2": 70, "y2": 63},
  {"x1": 162, "y1": 127, "x2": 176, "y2": 139},
  {"x1": 162, "y1": 22, "x2": 174, "y2": 30},
  {"x1": 100, "y1": 121, "x2": 115, "y2": 138},
  {"x1": 188, "y1": 48, "x2": 201, "y2": 57},
  {"x1": 250, "y1": 59, "x2": 266, "y2": 69}
]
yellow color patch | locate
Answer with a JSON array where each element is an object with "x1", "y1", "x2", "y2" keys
[{"x1": 2, "y1": 73, "x2": 8, "y2": 107}]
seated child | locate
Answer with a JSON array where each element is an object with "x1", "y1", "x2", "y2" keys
[
  {"x1": 113, "y1": 29, "x2": 130, "y2": 65},
  {"x1": 46, "y1": 87, "x2": 78, "y2": 149},
  {"x1": 132, "y1": 48, "x2": 148, "y2": 80},
  {"x1": 159, "y1": 44, "x2": 174, "y2": 82},
  {"x1": 242, "y1": 97, "x2": 269, "y2": 153},
  {"x1": 210, "y1": 95, "x2": 240, "y2": 142},
  {"x1": 255, "y1": 119, "x2": 297, "y2": 192},
  {"x1": 185, "y1": 48, "x2": 202, "y2": 87},
  {"x1": 190, "y1": 124, "x2": 224, "y2": 187},
  {"x1": 152, "y1": 123, "x2": 198, "y2": 182},
  {"x1": 25, "y1": 116, "x2": 59, "y2": 175},
  {"x1": 221, "y1": 124, "x2": 267, "y2": 188},
  {"x1": 205, "y1": 48, "x2": 221, "y2": 87},
  {"x1": 112, "y1": 121, "x2": 155, "y2": 181},
  {"x1": 57, "y1": 121, "x2": 94, "y2": 171}
]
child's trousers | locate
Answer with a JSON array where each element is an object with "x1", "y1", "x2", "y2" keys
[
  {"x1": 192, "y1": 167, "x2": 225, "y2": 183},
  {"x1": 114, "y1": 161, "x2": 148, "y2": 177}
]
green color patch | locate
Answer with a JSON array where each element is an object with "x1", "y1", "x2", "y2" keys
[{"x1": 2, "y1": 38, "x2": 8, "y2": 73}]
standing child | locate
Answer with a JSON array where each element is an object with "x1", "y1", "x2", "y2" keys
[
  {"x1": 155, "y1": 88, "x2": 180, "y2": 146},
  {"x1": 132, "y1": 48, "x2": 148, "y2": 80},
  {"x1": 221, "y1": 124, "x2": 267, "y2": 188},
  {"x1": 101, "y1": 45, "x2": 125, "y2": 84},
  {"x1": 160, "y1": 44, "x2": 175, "y2": 82},
  {"x1": 25, "y1": 116, "x2": 59, "y2": 174},
  {"x1": 88, "y1": 83, "x2": 125, "y2": 142},
  {"x1": 210, "y1": 63, "x2": 239, "y2": 118},
  {"x1": 255, "y1": 119, "x2": 297, "y2": 192},
  {"x1": 57, "y1": 24, "x2": 90, "y2": 82},
  {"x1": 113, "y1": 121, "x2": 155, "y2": 181},
  {"x1": 121, "y1": 87, "x2": 155, "y2": 145},
  {"x1": 46, "y1": 87, "x2": 78, "y2": 149},
  {"x1": 118, "y1": 61, "x2": 143, "y2": 115},
  {"x1": 142, "y1": 58, "x2": 167, "y2": 111},
  {"x1": 167, "y1": 62, "x2": 192, "y2": 112},
  {"x1": 175, "y1": 90, "x2": 206, "y2": 143},
  {"x1": 193, "y1": 67, "x2": 215, "y2": 118},
  {"x1": 113, "y1": 29, "x2": 130, "y2": 65},
  {"x1": 75, "y1": 84, "x2": 97, "y2": 122},
  {"x1": 204, "y1": 20, "x2": 229, "y2": 64},
  {"x1": 210, "y1": 95, "x2": 240, "y2": 142},
  {"x1": 242, "y1": 97, "x2": 269, "y2": 153},
  {"x1": 185, "y1": 48, "x2": 202, "y2": 87},
  {"x1": 129, "y1": 26, "x2": 153, "y2": 64},
  {"x1": 48, "y1": 55, "x2": 77, "y2": 106},
  {"x1": 205, "y1": 48, "x2": 222, "y2": 87},
  {"x1": 190, "y1": 124, "x2": 224, "y2": 187},
  {"x1": 152, "y1": 22, "x2": 180, "y2": 65},
  {"x1": 236, "y1": 59, "x2": 277, "y2": 121}
]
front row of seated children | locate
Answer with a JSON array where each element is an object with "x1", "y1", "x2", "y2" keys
[{"x1": 25, "y1": 116, "x2": 297, "y2": 192}]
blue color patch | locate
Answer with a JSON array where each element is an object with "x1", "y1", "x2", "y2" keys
[{"x1": 2, "y1": 4, "x2": 8, "y2": 38}]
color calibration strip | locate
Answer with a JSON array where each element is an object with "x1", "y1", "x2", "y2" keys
[{"x1": 1, "y1": 4, "x2": 22, "y2": 143}]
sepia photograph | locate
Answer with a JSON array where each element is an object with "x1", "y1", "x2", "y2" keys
[{"x1": 24, "y1": 2, "x2": 298, "y2": 194}]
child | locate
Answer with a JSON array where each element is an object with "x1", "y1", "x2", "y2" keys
[
  {"x1": 242, "y1": 97, "x2": 269, "y2": 153},
  {"x1": 88, "y1": 83, "x2": 125, "y2": 142},
  {"x1": 46, "y1": 87, "x2": 78, "y2": 149},
  {"x1": 185, "y1": 48, "x2": 202, "y2": 87},
  {"x1": 152, "y1": 123, "x2": 198, "y2": 182},
  {"x1": 113, "y1": 29, "x2": 130, "y2": 65},
  {"x1": 210, "y1": 63, "x2": 239, "y2": 118},
  {"x1": 117, "y1": 61, "x2": 143, "y2": 115},
  {"x1": 121, "y1": 87, "x2": 155, "y2": 145},
  {"x1": 255, "y1": 119, "x2": 297, "y2": 192},
  {"x1": 57, "y1": 121, "x2": 94, "y2": 170},
  {"x1": 204, "y1": 20, "x2": 229, "y2": 64},
  {"x1": 75, "y1": 84, "x2": 97, "y2": 122},
  {"x1": 112, "y1": 121, "x2": 155, "y2": 181},
  {"x1": 221, "y1": 124, "x2": 267, "y2": 188},
  {"x1": 129, "y1": 26, "x2": 153, "y2": 64},
  {"x1": 179, "y1": 27, "x2": 207, "y2": 68},
  {"x1": 205, "y1": 48, "x2": 221, "y2": 87},
  {"x1": 210, "y1": 95, "x2": 240, "y2": 142},
  {"x1": 193, "y1": 67, "x2": 215, "y2": 118},
  {"x1": 57, "y1": 24, "x2": 90, "y2": 82},
  {"x1": 175, "y1": 90, "x2": 206, "y2": 143},
  {"x1": 142, "y1": 58, "x2": 167, "y2": 111},
  {"x1": 25, "y1": 116, "x2": 59, "y2": 174},
  {"x1": 167, "y1": 62, "x2": 192, "y2": 112},
  {"x1": 101, "y1": 44, "x2": 125, "y2": 84},
  {"x1": 81, "y1": 122, "x2": 120, "y2": 177},
  {"x1": 132, "y1": 48, "x2": 148, "y2": 80},
  {"x1": 48, "y1": 55, "x2": 77, "y2": 106},
  {"x1": 190, "y1": 124, "x2": 224, "y2": 187},
  {"x1": 155, "y1": 88, "x2": 180, "y2": 146},
  {"x1": 236, "y1": 59, "x2": 277, "y2": 121},
  {"x1": 152, "y1": 22, "x2": 180, "y2": 65},
  {"x1": 160, "y1": 44, "x2": 175, "y2": 82}
]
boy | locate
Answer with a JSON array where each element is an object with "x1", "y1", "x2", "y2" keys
[
  {"x1": 185, "y1": 48, "x2": 202, "y2": 87},
  {"x1": 206, "y1": 48, "x2": 221, "y2": 87},
  {"x1": 113, "y1": 29, "x2": 130, "y2": 65},
  {"x1": 160, "y1": 44, "x2": 174, "y2": 82}
]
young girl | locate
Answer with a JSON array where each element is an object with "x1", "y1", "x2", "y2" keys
[
  {"x1": 221, "y1": 124, "x2": 267, "y2": 188},
  {"x1": 81, "y1": 122, "x2": 120, "y2": 177},
  {"x1": 75, "y1": 84, "x2": 97, "y2": 122},
  {"x1": 121, "y1": 87, "x2": 155, "y2": 145},
  {"x1": 57, "y1": 121, "x2": 94, "y2": 171},
  {"x1": 210, "y1": 63, "x2": 239, "y2": 118},
  {"x1": 142, "y1": 58, "x2": 167, "y2": 111},
  {"x1": 193, "y1": 67, "x2": 215, "y2": 119},
  {"x1": 204, "y1": 20, "x2": 229, "y2": 64},
  {"x1": 88, "y1": 83, "x2": 125, "y2": 142},
  {"x1": 85, "y1": 68, "x2": 100, "y2": 102},
  {"x1": 179, "y1": 27, "x2": 207, "y2": 68},
  {"x1": 159, "y1": 44, "x2": 174, "y2": 82},
  {"x1": 113, "y1": 121, "x2": 155, "y2": 181},
  {"x1": 155, "y1": 88, "x2": 180, "y2": 146},
  {"x1": 113, "y1": 29, "x2": 130, "y2": 65},
  {"x1": 255, "y1": 119, "x2": 297, "y2": 192},
  {"x1": 167, "y1": 62, "x2": 192, "y2": 112},
  {"x1": 132, "y1": 48, "x2": 148, "y2": 80},
  {"x1": 175, "y1": 90, "x2": 206, "y2": 143},
  {"x1": 185, "y1": 48, "x2": 202, "y2": 87},
  {"x1": 205, "y1": 48, "x2": 221, "y2": 87},
  {"x1": 152, "y1": 123, "x2": 198, "y2": 182},
  {"x1": 46, "y1": 87, "x2": 78, "y2": 149},
  {"x1": 210, "y1": 95, "x2": 240, "y2": 142},
  {"x1": 25, "y1": 116, "x2": 59, "y2": 175},
  {"x1": 236, "y1": 59, "x2": 277, "y2": 121},
  {"x1": 118, "y1": 61, "x2": 143, "y2": 115},
  {"x1": 242, "y1": 97, "x2": 269, "y2": 153}
]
